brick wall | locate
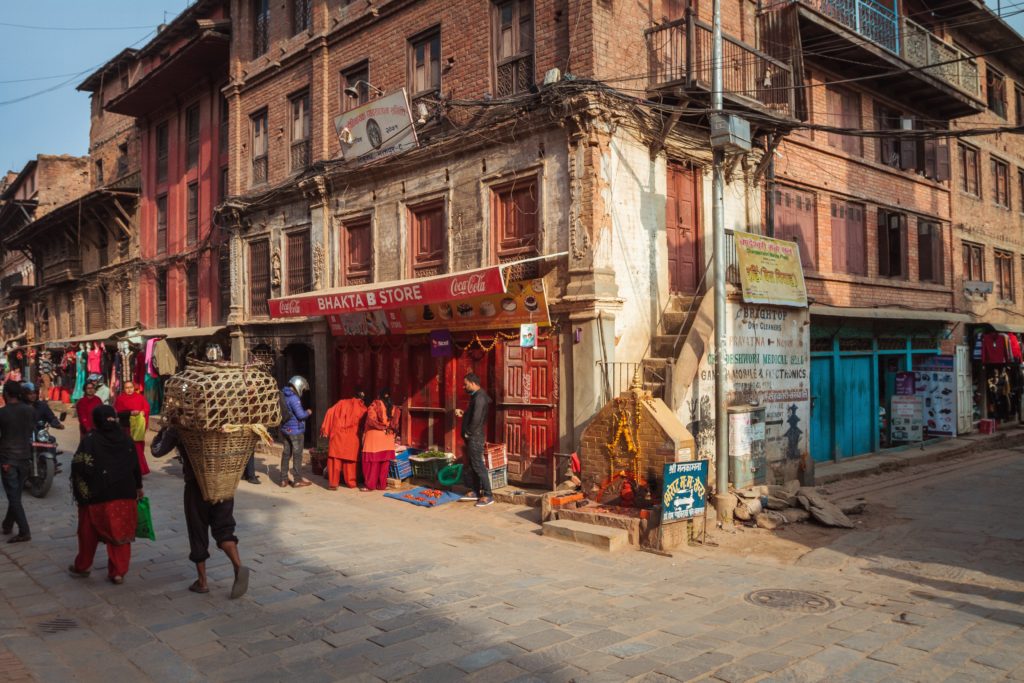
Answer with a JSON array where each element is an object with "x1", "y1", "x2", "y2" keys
[
  {"x1": 87, "y1": 78, "x2": 141, "y2": 189},
  {"x1": 33, "y1": 156, "x2": 90, "y2": 217}
]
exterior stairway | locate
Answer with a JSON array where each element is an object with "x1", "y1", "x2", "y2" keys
[{"x1": 638, "y1": 293, "x2": 704, "y2": 407}]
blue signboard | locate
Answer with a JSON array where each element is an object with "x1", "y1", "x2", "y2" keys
[{"x1": 662, "y1": 460, "x2": 709, "y2": 522}]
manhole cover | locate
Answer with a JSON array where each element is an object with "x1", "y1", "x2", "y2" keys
[
  {"x1": 38, "y1": 618, "x2": 78, "y2": 634},
  {"x1": 744, "y1": 589, "x2": 835, "y2": 613}
]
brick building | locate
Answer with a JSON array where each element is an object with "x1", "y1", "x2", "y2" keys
[
  {"x1": 217, "y1": 0, "x2": 779, "y2": 483},
  {"x1": 104, "y1": 0, "x2": 232, "y2": 350}
]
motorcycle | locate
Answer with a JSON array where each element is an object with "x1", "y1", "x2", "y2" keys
[{"x1": 25, "y1": 413, "x2": 65, "y2": 498}]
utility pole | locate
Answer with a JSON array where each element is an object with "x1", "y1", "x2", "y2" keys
[{"x1": 711, "y1": 0, "x2": 731, "y2": 522}]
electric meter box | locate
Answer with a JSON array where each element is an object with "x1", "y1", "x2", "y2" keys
[{"x1": 710, "y1": 114, "x2": 752, "y2": 153}]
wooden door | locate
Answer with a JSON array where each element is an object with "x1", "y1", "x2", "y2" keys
[
  {"x1": 335, "y1": 342, "x2": 371, "y2": 400},
  {"x1": 810, "y1": 356, "x2": 833, "y2": 462},
  {"x1": 406, "y1": 344, "x2": 446, "y2": 451},
  {"x1": 451, "y1": 348, "x2": 496, "y2": 459},
  {"x1": 667, "y1": 164, "x2": 701, "y2": 294},
  {"x1": 835, "y1": 355, "x2": 873, "y2": 457},
  {"x1": 498, "y1": 338, "x2": 558, "y2": 485}
]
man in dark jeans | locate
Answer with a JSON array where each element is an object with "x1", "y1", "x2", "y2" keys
[
  {"x1": 456, "y1": 373, "x2": 494, "y2": 507},
  {"x1": 279, "y1": 376, "x2": 312, "y2": 488},
  {"x1": 0, "y1": 381, "x2": 36, "y2": 542}
]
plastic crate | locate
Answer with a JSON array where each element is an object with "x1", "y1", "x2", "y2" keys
[
  {"x1": 410, "y1": 454, "x2": 454, "y2": 480},
  {"x1": 389, "y1": 459, "x2": 412, "y2": 480},
  {"x1": 488, "y1": 466, "x2": 508, "y2": 491},
  {"x1": 484, "y1": 442, "x2": 507, "y2": 470}
]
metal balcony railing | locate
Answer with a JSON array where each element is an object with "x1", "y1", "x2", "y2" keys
[
  {"x1": 646, "y1": 13, "x2": 795, "y2": 117},
  {"x1": 810, "y1": 0, "x2": 898, "y2": 52},
  {"x1": 901, "y1": 17, "x2": 980, "y2": 97}
]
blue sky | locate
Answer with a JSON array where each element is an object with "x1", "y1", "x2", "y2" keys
[{"x1": 1, "y1": 1, "x2": 1023, "y2": 174}]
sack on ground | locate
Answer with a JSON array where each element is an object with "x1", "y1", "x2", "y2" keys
[{"x1": 135, "y1": 496, "x2": 156, "y2": 540}]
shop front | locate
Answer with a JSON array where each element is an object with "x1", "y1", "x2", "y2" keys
[
  {"x1": 969, "y1": 323, "x2": 1024, "y2": 427},
  {"x1": 268, "y1": 266, "x2": 561, "y2": 488}
]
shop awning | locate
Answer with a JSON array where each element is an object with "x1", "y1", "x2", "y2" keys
[
  {"x1": 138, "y1": 325, "x2": 226, "y2": 340},
  {"x1": 809, "y1": 305, "x2": 971, "y2": 323},
  {"x1": 268, "y1": 265, "x2": 507, "y2": 318},
  {"x1": 50, "y1": 326, "x2": 138, "y2": 345},
  {"x1": 975, "y1": 322, "x2": 1024, "y2": 333}
]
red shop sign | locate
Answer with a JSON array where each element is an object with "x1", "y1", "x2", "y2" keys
[{"x1": 268, "y1": 265, "x2": 506, "y2": 318}]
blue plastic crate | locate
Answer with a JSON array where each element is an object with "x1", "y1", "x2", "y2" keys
[{"x1": 389, "y1": 459, "x2": 412, "y2": 479}]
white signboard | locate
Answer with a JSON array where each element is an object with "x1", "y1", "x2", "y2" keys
[
  {"x1": 890, "y1": 395, "x2": 924, "y2": 442},
  {"x1": 333, "y1": 89, "x2": 419, "y2": 164}
]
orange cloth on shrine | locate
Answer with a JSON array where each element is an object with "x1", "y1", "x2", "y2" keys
[{"x1": 321, "y1": 398, "x2": 368, "y2": 461}]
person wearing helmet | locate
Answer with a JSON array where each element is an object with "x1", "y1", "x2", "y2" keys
[{"x1": 279, "y1": 376, "x2": 312, "y2": 487}]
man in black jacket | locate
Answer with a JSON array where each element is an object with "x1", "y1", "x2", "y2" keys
[
  {"x1": 456, "y1": 373, "x2": 494, "y2": 507},
  {"x1": 0, "y1": 381, "x2": 35, "y2": 542}
]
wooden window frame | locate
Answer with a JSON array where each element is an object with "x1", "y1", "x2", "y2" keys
[
  {"x1": 987, "y1": 65, "x2": 1007, "y2": 118},
  {"x1": 156, "y1": 194, "x2": 168, "y2": 255},
  {"x1": 491, "y1": 177, "x2": 541, "y2": 279},
  {"x1": 958, "y1": 143, "x2": 980, "y2": 197},
  {"x1": 877, "y1": 209, "x2": 908, "y2": 279},
  {"x1": 155, "y1": 121, "x2": 169, "y2": 184},
  {"x1": 185, "y1": 102, "x2": 200, "y2": 169},
  {"x1": 291, "y1": 0, "x2": 311, "y2": 35},
  {"x1": 339, "y1": 216, "x2": 373, "y2": 286},
  {"x1": 252, "y1": 0, "x2": 270, "y2": 58},
  {"x1": 962, "y1": 241, "x2": 984, "y2": 281},
  {"x1": 248, "y1": 239, "x2": 271, "y2": 317},
  {"x1": 830, "y1": 198, "x2": 867, "y2": 276},
  {"x1": 1016, "y1": 84, "x2": 1024, "y2": 126},
  {"x1": 992, "y1": 156, "x2": 1010, "y2": 208},
  {"x1": 289, "y1": 90, "x2": 311, "y2": 173},
  {"x1": 408, "y1": 28, "x2": 441, "y2": 100},
  {"x1": 186, "y1": 261, "x2": 199, "y2": 327},
  {"x1": 186, "y1": 181, "x2": 199, "y2": 246},
  {"x1": 285, "y1": 228, "x2": 313, "y2": 295},
  {"x1": 917, "y1": 220, "x2": 944, "y2": 284},
  {"x1": 219, "y1": 95, "x2": 229, "y2": 156},
  {"x1": 773, "y1": 186, "x2": 817, "y2": 271},
  {"x1": 826, "y1": 85, "x2": 862, "y2": 157},
  {"x1": 156, "y1": 269, "x2": 168, "y2": 328},
  {"x1": 995, "y1": 249, "x2": 1015, "y2": 302},
  {"x1": 408, "y1": 199, "x2": 447, "y2": 278},
  {"x1": 250, "y1": 109, "x2": 269, "y2": 186},
  {"x1": 341, "y1": 62, "x2": 370, "y2": 112},
  {"x1": 491, "y1": 0, "x2": 535, "y2": 97}
]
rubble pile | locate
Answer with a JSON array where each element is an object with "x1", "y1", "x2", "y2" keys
[{"x1": 730, "y1": 480, "x2": 865, "y2": 530}]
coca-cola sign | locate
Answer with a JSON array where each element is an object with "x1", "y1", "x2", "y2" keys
[{"x1": 268, "y1": 265, "x2": 506, "y2": 318}]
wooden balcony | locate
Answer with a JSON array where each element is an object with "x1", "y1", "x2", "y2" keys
[
  {"x1": 646, "y1": 13, "x2": 796, "y2": 120},
  {"x1": 773, "y1": 0, "x2": 984, "y2": 118},
  {"x1": 42, "y1": 258, "x2": 82, "y2": 286}
]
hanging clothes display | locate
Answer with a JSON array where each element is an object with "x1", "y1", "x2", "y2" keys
[
  {"x1": 87, "y1": 343, "x2": 102, "y2": 375},
  {"x1": 71, "y1": 347, "x2": 87, "y2": 402}
]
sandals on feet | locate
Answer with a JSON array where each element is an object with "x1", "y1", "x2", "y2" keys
[
  {"x1": 230, "y1": 566, "x2": 250, "y2": 600},
  {"x1": 68, "y1": 565, "x2": 90, "y2": 578},
  {"x1": 188, "y1": 580, "x2": 210, "y2": 594}
]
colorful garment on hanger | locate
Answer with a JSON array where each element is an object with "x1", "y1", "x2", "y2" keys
[
  {"x1": 71, "y1": 349, "x2": 87, "y2": 402},
  {"x1": 982, "y1": 333, "x2": 1010, "y2": 364},
  {"x1": 87, "y1": 344, "x2": 102, "y2": 375},
  {"x1": 1009, "y1": 334, "x2": 1022, "y2": 363}
]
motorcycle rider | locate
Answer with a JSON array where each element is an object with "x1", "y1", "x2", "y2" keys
[
  {"x1": 22, "y1": 382, "x2": 65, "y2": 431},
  {"x1": 0, "y1": 381, "x2": 35, "y2": 542}
]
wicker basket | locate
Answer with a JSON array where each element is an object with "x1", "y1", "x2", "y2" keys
[
  {"x1": 180, "y1": 429, "x2": 259, "y2": 503},
  {"x1": 163, "y1": 360, "x2": 281, "y2": 432}
]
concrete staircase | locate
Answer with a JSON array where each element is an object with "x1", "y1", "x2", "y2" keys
[{"x1": 639, "y1": 294, "x2": 703, "y2": 405}]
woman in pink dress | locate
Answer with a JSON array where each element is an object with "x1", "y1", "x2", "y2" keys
[{"x1": 114, "y1": 381, "x2": 151, "y2": 475}]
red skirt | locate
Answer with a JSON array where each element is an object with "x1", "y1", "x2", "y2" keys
[
  {"x1": 81, "y1": 499, "x2": 138, "y2": 545},
  {"x1": 362, "y1": 449, "x2": 395, "y2": 463}
]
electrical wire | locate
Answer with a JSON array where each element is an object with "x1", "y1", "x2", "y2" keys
[{"x1": 0, "y1": 21, "x2": 156, "y2": 31}]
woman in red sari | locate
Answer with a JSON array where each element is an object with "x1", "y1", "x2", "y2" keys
[
  {"x1": 75, "y1": 382, "x2": 103, "y2": 435},
  {"x1": 68, "y1": 405, "x2": 142, "y2": 584},
  {"x1": 361, "y1": 390, "x2": 401, "y2": 491},
  {"x1": 114, "y1": 381, "x2": 151, "y2": 475}
]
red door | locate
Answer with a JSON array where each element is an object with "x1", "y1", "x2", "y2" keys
[
  {"x1": 498, "y1": 338, "x2": 558, "y2": 486},
  {"x1": 667, "y1": 164, "x2": 701, "y2": 294},
  {"x1": 406, "y1": 344, "x2": 446, "y2": 451},
  {"x1": 451, "y1": 347, "x2": 496, "y2": 459},
  {"x1": 335, "y1": 341, "x2": 371, "y2": 400}
]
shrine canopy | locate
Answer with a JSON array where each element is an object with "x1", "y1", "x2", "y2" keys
[{"x1": 268, "y1": 265, "x2": 506, "y2": 318}]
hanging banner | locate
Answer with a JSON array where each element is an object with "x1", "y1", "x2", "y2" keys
[
  {"x1": 430, "y1": 330, "x2": 454, "y2": 357},
  {"x1": 662, "y1": 459, "x2": 709, "y2": 523},
  {"x1": 734, "y1": 231, "x2": 808, "y2": 308},
  {"x1": 333, "y1": 88, "x2": 419, "y2": 164},
  {"x1": 520, "y1": 323, "x2": 538, "y2": 348},
  {"x1": 913, "y1": 355, "x2": 956, "y2": 437},
  {"x1": 270, "y1": 265, "x2": 506, "y2": 318},
  {"x1": 327, "y1": 278, "x2": 549, "y2": 336}
]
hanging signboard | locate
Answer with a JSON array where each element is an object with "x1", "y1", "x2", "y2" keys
[
  {"x1": 661, "y1": 459, "x2": 709, "y2": 523},
  {"x1": 327, "y1": 278, "x2": 549, "y2": 336},
  {"x1": 734, "y1": 231, "x2": 808, "y2": 308},
  {"x1": 270, "y1": 265, "x2": 506, "y2": 318},
  {"x1": 895, "y1": 371, "x2": 916, "y2": 396},
  {"x1": 890, "y1": 395, "x2": 924, "y2": 442},
  {"x1": 333, "y1": 89, "x2": 419, "y2": 164}
]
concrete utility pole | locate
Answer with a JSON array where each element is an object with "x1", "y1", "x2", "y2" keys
[{"x1": 711, "y1": 0, "x2": 730, "y2": 522}]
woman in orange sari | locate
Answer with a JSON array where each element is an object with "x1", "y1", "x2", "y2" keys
[
  {"x1": 320, "y1": 391, "x2": 367, "y2": 490},
  {"x1": 361, "y1": 390, "x2": 401, "y2": 491}
]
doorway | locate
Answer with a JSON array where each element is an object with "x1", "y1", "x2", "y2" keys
[{"x1": 667, "y1": 164, "x2": 702, "y2": 294}]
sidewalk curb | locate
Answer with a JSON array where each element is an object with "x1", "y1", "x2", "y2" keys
[{"x1": 814, "y1": 426, "x2": 1024, "y2": 486}]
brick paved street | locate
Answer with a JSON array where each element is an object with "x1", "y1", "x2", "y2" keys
[{"x1": 1, "y1": 428, "x2": 1023, "y2": 682}]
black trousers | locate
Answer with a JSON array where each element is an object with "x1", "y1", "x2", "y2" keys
[
  {"x1": 184, "y1": 481, "x2": 238, "y2": 563},
  {"x1": 1, "y1": 462, "x2": 29, "y2": 535},
  {"x1": 463, "y1": 439, "x2": 492, "y2": 497}
]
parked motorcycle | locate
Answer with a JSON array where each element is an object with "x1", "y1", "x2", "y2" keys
[{"x1": 25, "y1": 413, "x2": 65, "y2": 498}]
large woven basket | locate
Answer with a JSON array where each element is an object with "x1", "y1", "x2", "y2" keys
[
  {"x1": 180, "y1": 429, "x2": 259, "y2": 503},
  {"x1": 163, "y1": 360, "x2": 281, "y2": 432}
]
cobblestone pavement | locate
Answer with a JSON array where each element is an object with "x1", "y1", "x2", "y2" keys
[{"x1": 1, "y1": 427, "x2": 1023, "y2": 682}]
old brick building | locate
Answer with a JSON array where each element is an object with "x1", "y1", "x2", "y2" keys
[
  {"x1": 104, "y1": 0, "x2": 232, "y2": 347},
  {"x1": 216, "y1": 0, "x2": 780, "y2": 481}
]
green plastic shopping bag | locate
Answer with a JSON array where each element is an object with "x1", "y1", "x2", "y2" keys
[
  {"x1": 135, "y1": 496, "x2": 156, "y2": 541},
  {"x1": 129, "y1": 413, "x2": 147, "y2": 442}
]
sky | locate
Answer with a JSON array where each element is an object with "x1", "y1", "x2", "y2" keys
[{"x1": 2, "y1": 0, "x2": 1024, "y2": 174}]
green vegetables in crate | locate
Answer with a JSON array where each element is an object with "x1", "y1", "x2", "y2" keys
[{"x1": 418, "y1": 450, "x2": 450, "y2": 459}]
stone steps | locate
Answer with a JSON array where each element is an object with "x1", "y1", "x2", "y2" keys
[{"x1": 542, "y1": 519, "x2": 629, "y2": 552}]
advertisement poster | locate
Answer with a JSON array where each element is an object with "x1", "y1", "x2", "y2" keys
[
  {"x1": 328, "y1": 279, "x2": 549, "y2": 336},
  {"x1": 430, "y1": 330, "x2": 453, "y2": 357},
  {"x1": 734, "y1": 231, "x2": 808, "y2": 308},
  {"x1": 333, "y1": 88, "x2": 419, "y2": 163},
  {"x1": 913, "y1": 356, "x2": 956, "y2": 437},
  {"x1": 520, "y1": 323, "x2": 538, "y2": 348},
  {"x1": 662, "y1": 460, "x2": 708, "y2": 523},
  {"x1": 895, "y1": 371, "x2": 916, "y2": 396},
  {"x1": 890, "y1": 395, "x2": 924, "y2": 442}
]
